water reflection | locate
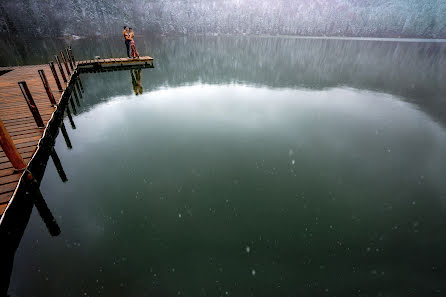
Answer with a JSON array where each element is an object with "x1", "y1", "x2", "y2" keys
[
  {"x1": 65, "y1": 105, "x2": 76, "y2": 129},
  {"x1": 0, "y1": 37, "x2": 445, "y2": 297},
  {"x1": 6, "y1": 36, "x2": 440, "y2": 127},
  {"x1": 131, "y1": 69, "x2": 143, "y2": 95},
  {"x1": 3, "y1": 80, "x2": 445, "y2": 296},
  {"x1": 59, "y1": 122, "x2": 72, "y2": 149},
  {"x1": 50, "y1": 148, "x2": 68, "y2": 183},
  {"x1": 0, "y1": 157, "x2": 62, "y2": 296},
  {"x1": 0, "y1": 74, "x2": 85, "y2": 296},
  {"x1": 69, "y1": 95, "x2": 77, "y2": 114}
]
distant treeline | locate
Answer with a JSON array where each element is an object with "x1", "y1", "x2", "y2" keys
[{"x1": 0, "y1": 0, "x2": 445, "y2": 38}]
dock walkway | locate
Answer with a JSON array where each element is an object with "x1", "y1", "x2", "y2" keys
[{"x1": 0, "y1": 55, "x2": 153, "y2": 218}]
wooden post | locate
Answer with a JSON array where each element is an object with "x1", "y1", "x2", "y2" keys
[
  {"x1": 54, "y1": 55, "x2": 67, "y2": 83},
  {"x1": 18, "y1": 81, "x2": 45, "y2": 128},
  {"x1": 69, "y1": 46, "x2": 76, "y2": 65},
  {"x1": 66, "y1": 48, "x2": 74, "y2": 70},
  {"x1": 49, "y1": 61, "x2": 63, "y2": 92},
  {"x1": 0, "y1": 117, "x2": 27, "y2": 171},
  {"x1": 61, "y1": 51, "x2": 71, "y2": 76},
  {"x1": 38, "y1": 69, "x2": 57, "y2": 106}
]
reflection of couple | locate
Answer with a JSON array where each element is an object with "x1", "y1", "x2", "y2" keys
[
  {"x1": 131, "y1": 69, "x2": 143, "y2": 95},
  {"x1": 123, "y1": 26, "x2": 140, "y2": 58}
]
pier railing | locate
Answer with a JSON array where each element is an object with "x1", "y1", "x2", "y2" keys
[
  {"x1": 0, "y1": 47, "x2": 77, "y2": 171},
  {"x1": 0, "y1": 48, "x2": 155, "y2": 173}
]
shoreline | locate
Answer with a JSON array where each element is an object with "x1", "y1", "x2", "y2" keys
[{"x1": 2, "y1": 33, "x2": 446, "y2": 43}]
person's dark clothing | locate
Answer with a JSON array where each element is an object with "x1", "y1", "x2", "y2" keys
[{"x1": 125, "y1": 40, "x2": 131, "y2": 58}]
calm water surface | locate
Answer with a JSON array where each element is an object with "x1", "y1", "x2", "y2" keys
[{"x1": 2, "y1": 36, "x2": 446, "y2": 297}]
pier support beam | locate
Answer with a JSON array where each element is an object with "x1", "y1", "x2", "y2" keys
[
  {"x1": 61, "y1": 51, "x2": 71, "y2": 76},
  {"x1": 0, "y1": 117, "x2": 27, "y2": 171},
  {"x1": 66, "y1": 48, "x2": 74, "y2": 71},
  {"x1": 38, "y1": 69, "x2": 57, "y2": 106},
  {"x1": 54, "y1": 55, "x2": 67, "y2": 84},
  {"x1": 49, "y1": 62, "x2": 63, "y2": 92},
  {"x1": 69, "y1": 47, "x2": 76, "y2": 66},
  {"x1": 18, "y1": 81, "x2": 45, "y2": 128}
]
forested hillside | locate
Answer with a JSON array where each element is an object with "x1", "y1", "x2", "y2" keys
[{"x1": 0, "y1": 0, "x2": 445, "y2": 38}]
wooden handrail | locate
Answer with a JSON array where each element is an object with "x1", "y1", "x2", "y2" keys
[
  {"x1": 38, "y1": 69, "x2": 57, "y2": 106},
  {"x1": 0, "y1": 117, "x2": 27, "y2": 171}
]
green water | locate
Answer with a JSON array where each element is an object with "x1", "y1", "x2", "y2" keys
[{"x1": 2, "y1": 36, "x2": 446, "y2": 297}]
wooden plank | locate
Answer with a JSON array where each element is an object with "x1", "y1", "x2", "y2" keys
[
  {"x1": 0, "y1": 56, "x2": 155, "y2": 220},
  {"x1": 0, "y1": 173, "x2": 21, "y2": 185},
  {"x1": 0, "y1": 203, "x2": 7, "y2": 216},
  {"x1": 0, "y1": 182, "x2": 17, "y2": 195},
  {"x1": 0, "y1": 158, "x2": 31, "y2": 170},
  {"x1": 0, "y1": 168, "x2": 15, "y2": 178},
  {"x1": 0, "y1": 151, "x2": 34, "y2": 164},
  {"x1": 0, "y1": 191, "x2": 14, "y2": 204},
  {"x1": 0, "y1": 61, "x2": 74, "y2": 217}
]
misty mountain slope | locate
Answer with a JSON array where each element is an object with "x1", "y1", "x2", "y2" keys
[{"x1": 0, "y1": 0, "x2": 445, "y2": 38}]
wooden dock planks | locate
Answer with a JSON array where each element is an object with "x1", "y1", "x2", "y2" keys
[
  {"x1": 1, "y1": 55, "x2": 154, "y2": 219},
  {"x1": 0, "y1": 63, "x2": 69, "y2": 216},
  {"x1": 78, "y1": 56, "x2": 154, "y2": 70}
]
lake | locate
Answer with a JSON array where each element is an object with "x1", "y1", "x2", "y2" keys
[{"x1": 1, "y1": 35, "x2": 446, "y2": 297}]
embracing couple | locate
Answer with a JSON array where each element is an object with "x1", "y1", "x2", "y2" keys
[{"x1": 123, "y1": 26, "x2": 140, "y2": 59}]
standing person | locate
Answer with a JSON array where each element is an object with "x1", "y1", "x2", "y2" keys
[
  {"x1": 128, "y1": 28, "x2": 140, "y2": 59},
  {"x1": 123, "y1": 26, "x2": 131, "y2": 58}
]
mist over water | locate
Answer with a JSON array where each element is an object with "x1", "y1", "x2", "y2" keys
[
  {"x1": 1, "y1": 0, "x2": 446, "y2": 38},
  {"x1": 2, "y1": 35, "x2": 445, "y2": 126},
  {"x1": 2, "y1": 36, "x2": 446, "y2": 296}
]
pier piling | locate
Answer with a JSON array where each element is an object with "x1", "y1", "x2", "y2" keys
[
  {"x1": 38, "y1": 69, "x2": 57, "y2": 106},
  {"x1": 1, "y1": 54, "x2": 155, "y2": 218},
  {"x1": 0, "y1": 117, "x2": 27, "y2": 171},
  {"x1": 18, "y1": 81, "x2": 45, "y2": 128},
  {"x1": 54, "y1": 55, "x2": 67, "y2": 83},
  {"x1": 66, "y1": 48, "x2": 74, "y2": 71},
  {"x1": 61, "y1": 51, "x2": 71, "y2": 76},
  {"x1": 49, "y1": 62, "x2": 63, "y2": 92},
  {"x1": 68, "y1": 47, "x2": 76, "y2": 65}
]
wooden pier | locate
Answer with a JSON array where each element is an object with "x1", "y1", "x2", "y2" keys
[
  {"x1": 78, "y1": 56, "x2": 154, "y2": 72},
  {"x1": 0, "y1": 55, "x2": 154, "y2": 219}
]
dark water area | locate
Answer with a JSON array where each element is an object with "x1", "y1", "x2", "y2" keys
[{"x1": 1, "y1": 36, "x2": 446, "y2": 297}]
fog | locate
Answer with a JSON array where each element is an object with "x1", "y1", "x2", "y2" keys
[{"x1": 1, "y1": 0, "x2": 445, "y2": 38}]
